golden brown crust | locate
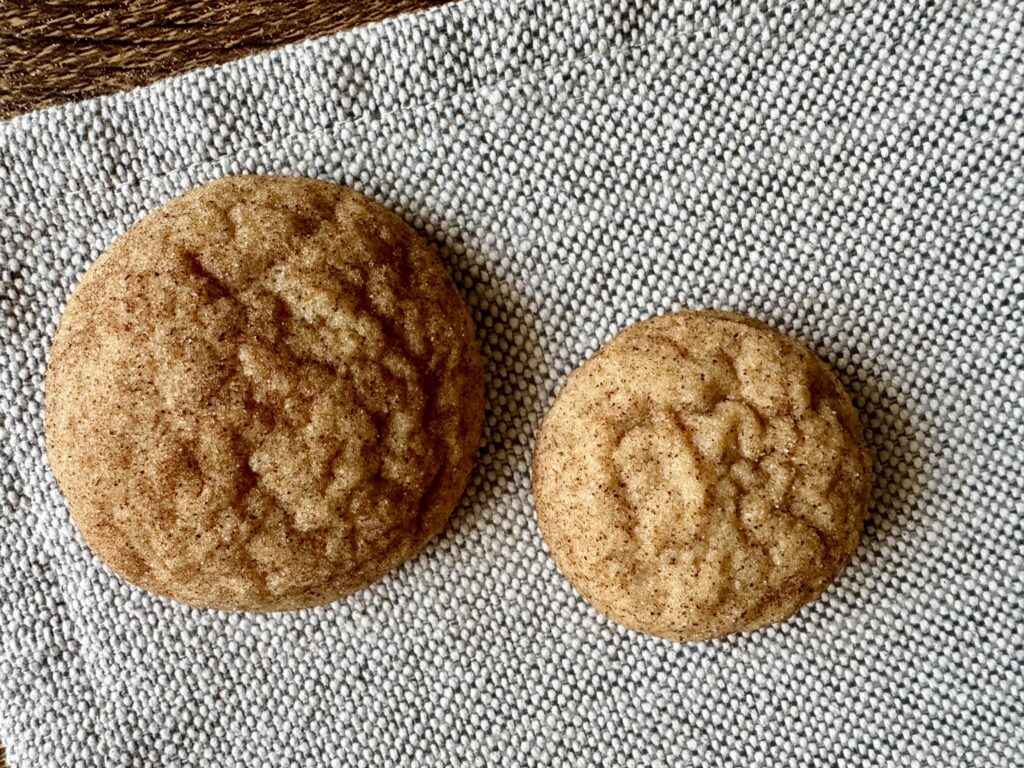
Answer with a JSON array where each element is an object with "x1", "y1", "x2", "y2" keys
[
  {"x1": 45, "y1": 175, "x2": 485, "y2": 611},
  {"x1": 532, "y1": 310, "x2": 871, "y2": 641}
]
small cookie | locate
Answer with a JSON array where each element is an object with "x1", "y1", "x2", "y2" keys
[
  {"x1": 46, "y1": 175, "x2": 485, "y2": 611},
  {"x1": 532, "y1": 310, "x2": 871, "y2": 641}
]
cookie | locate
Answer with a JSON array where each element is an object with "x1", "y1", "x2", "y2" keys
[
  {"x1": 45, "y1": 175, "x2": 485, "y2": 611},
  {"x1": 532, "y1": 310, "x2": 871, "y2": 641}
]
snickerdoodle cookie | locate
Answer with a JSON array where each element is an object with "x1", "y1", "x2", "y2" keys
[
  {"x1": 532, "y1": 310, "x2": 871, "y2": 641},
  {"x1": 46, "y1": 175, "x2": 485, "y2": 611}
]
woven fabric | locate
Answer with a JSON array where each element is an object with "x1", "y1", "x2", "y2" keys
[{"x1": 1, "y1": 0, "x2": 1021, "y2": 765}]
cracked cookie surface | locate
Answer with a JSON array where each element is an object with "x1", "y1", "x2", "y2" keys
[
  {"x1": 45, "y1": 175, "x2": 485, "y2": 611},
  {"x1": 532, "y1": 310, "x2": 871, "y2": 641}
]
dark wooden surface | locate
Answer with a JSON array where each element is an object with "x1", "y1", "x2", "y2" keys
[
  {"x1": 1, "y1": 2, "x2": 456, "y2": 762},
  {"x1": 0, "y1": 0, "x2": 452, "y2": 119}
]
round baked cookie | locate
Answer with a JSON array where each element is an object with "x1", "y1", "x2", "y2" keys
[
  {"x1": 532, "y1": 310, "x2": 871, "y2": 641},
  {"x1": 46, "y1": 175, "x2": 485, "y2": 611}
]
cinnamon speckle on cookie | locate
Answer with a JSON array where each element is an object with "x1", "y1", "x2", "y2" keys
[
  {"x1": 531, "y1": 310, "x2": 871, "y2": 641},
  {"x1": 45, "y1": 175, "x2": 485, "y2": 611}
]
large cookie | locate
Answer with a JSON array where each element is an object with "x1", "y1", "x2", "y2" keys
[
  {"x1": 46, "y1": 175, "x2": 485, "y2": 611},
  {"x1": 532, "y1": 310, "x2": 871, "y2": 641}
]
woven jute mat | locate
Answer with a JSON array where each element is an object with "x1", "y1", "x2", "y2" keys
[{"x1": 0, "y1": 0, "x2": 450, "y2": 118}]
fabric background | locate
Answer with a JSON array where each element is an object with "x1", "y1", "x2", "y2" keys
[{"x1": 1, "y1": 0, "x2": 1021, "y2": 765}]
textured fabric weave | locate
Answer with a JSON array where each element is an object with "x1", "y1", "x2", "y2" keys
[{"x1": 1, "y1": 0, "x2": 1021, "y2": 765}]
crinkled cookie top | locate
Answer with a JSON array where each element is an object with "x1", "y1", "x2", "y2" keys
[
  {"x1": 46, "y1": 175, "x2": 485, "y2": 611},
  {"x1": 532, "y1": 311, "x2": 871, "y2": 641}
]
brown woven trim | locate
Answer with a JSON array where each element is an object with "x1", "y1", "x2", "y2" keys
[{"x1": 0, "y1": 0, "x2": 454, "y2": 119}]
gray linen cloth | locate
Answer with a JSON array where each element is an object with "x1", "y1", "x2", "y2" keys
[{"x1": 1, "y1": 0, "x2": 1021, "y2": 765}]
